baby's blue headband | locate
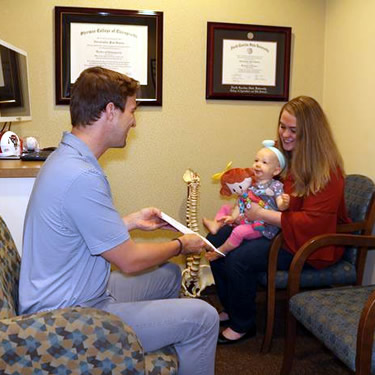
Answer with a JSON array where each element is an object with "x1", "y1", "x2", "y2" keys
[{"x1": 262, "y1": 140, "x2": 286, "y2": 171}]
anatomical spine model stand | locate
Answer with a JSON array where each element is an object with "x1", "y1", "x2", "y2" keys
[{"x1": 181, "y1": 169, "x2": 211, "y2": 297}]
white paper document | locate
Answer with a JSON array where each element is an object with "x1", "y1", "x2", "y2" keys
[{"x1": 160, "y1": 212, "x2": 226, "y2": 257}]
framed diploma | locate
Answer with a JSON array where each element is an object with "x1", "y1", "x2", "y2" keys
[
  {"x1": 55, "y1": 7, "x2": 163, "y2": 106},
  {"x1": 206, "y1": 22, "x2": 291, "y2": 101}
]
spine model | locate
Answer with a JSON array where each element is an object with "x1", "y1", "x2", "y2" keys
[{"x1": 181, "y1": 169, "x2": 204, "y2": 297}]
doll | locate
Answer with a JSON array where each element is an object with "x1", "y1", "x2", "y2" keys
[
  {"x1": 203, "y1": 167, "x2": 266, "y2": 251},
  {"x1": 203, "y1": 140, "x2": 290, "y2": 257}
]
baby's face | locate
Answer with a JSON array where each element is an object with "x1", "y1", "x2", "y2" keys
[
  {"x1": 225, "y1": 176, "x2": 252, "y2": 195},
  {"x1": 252, "y1": 148, "x2": 281, "y2": 183}
]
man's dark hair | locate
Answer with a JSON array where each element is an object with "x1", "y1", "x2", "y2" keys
[{"x1": 70, "y1": 67, "x2": 139, "y2": 126}]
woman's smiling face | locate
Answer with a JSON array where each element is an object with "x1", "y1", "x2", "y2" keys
[{"x1": 278, "y1": 109, "x2": 297, "y2": 152}]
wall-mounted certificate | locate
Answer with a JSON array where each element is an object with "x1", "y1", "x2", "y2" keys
[
  {"x1": 70, "y1": 23, "x2": 148, "y2": 85},
  {"x1": 55, "y1": 7, "x2": 163, "y2": 106},
  {"x1": 206, "y1": 22, "x2": 291, "y2": 101},
  {"x1": 222, "y1": 40, "x2": 277, "y2": 86}
]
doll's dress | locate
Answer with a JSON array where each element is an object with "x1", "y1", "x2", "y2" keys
[{"x1": 238, "y1": 191, "x2": 267, "y2": 231}]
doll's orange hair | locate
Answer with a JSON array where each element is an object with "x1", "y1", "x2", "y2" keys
[{"x1": 220, "y1": 168, "x2": 256, "y2": 196}]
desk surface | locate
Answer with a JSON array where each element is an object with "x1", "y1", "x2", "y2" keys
[{"x1": 0, "y1": 159, "x2": 43, "y2": 178}]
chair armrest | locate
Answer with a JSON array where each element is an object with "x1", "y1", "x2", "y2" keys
[
  {"x1": 0, "y1": 307, "x2": 145, "y2": 374},
  {"x1": 337, "y1": 222, "x2": 367, "y2": 233},
  {"x1": 356, "y1": 290, "x2": 375, "y2": 374},
  {"x1": 287, "y1": 234, "x2": 375, "y2": 298}
]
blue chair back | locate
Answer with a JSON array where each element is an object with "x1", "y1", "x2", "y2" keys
[{"x1": 342, "y1": 175, "x2": 375, "y2": 264}]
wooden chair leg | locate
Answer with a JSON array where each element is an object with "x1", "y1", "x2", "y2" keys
[
  {"x1": 280, "y1": 312, "x2": 297, "y2": 375},
  {"x1": 355, "y1": 290, "x2": 375, "y2": 375},
  {"x1": 261, "y1": 283, "x2": 276, "y2": 353},
  {"x1": 261, "y1": 234, "x2": 281, "y2": 353}
]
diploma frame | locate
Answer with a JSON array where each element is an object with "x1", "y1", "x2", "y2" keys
[
  {"x1": 55, "y1": 6, "x2": 163, "y2": 105},
  {"x1": 206, "y1": 22, "x2": 291, "y2": 101}
]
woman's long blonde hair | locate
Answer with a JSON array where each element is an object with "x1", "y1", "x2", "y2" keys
[{"x1": 277, "y1": 96, "x2": 344, "y2": 196}]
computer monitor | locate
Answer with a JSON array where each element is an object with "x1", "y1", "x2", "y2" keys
[{"x1": 0, "y1": 39, "x2": 32, "y2": 123}]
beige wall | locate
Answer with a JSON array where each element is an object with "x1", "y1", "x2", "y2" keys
[
  {"x1": 324, "y1": 0, "x2": 375, "y2": 181},
  {"x1": 323, "y1": 0, "x2": 375, "y2": 284},
  {"x1": 1, "y1": 0, "x2": 326, "y2": 240}
]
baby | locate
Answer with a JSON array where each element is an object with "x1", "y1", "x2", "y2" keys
[{"x1": 204, "y1": 140, "x2": 289, "y2": 258}]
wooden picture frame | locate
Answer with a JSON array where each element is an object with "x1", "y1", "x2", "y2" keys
[
  {"x1": 206, "y1": 22, "x2": 291, "y2": 101},
  {"x1": 55, "y1": 6, "x2": 163, "y2": 106}
]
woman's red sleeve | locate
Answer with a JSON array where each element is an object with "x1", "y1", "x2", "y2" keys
[{"x1": 281, "y1": 171, "x2": 350, "y2": 269}]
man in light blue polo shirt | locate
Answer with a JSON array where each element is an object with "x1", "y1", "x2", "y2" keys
[{"x1": 18, "y1": 67, "x2": 219, "y2": 375}]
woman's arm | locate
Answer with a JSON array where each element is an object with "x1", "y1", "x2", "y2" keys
[
  {"x1": 280, "y1": 171, "x2": 348, "y2": 267},
  {"x1": 246, "y1": 203, "x2": 282, "y2": 227}
]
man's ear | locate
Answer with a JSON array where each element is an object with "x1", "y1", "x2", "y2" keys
[{"x1": 104, "y1": 102, "x2": 116, "y2": 121}]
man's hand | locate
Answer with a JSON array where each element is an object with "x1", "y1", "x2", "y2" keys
[
  {"x1": 123, "y1": 207, "x2": 168, "y2": 231},
  {"x1": 205, "y1": 250, "x2": 224, "y2": 262},
  {"x1": 179, "y1": 234, "x2": 207, "y2": 255}
]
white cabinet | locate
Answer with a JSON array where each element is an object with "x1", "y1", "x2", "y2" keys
[
  {"x1": 1, "y1": 177, "x2": 35, "y2": 255},
  {"x1": 0, "y1": 160, "x2": 41, "y2": 256}
]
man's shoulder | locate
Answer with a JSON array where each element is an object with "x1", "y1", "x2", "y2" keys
[
  {"x1": 44, "y1": 149, "x2": 100, "y2": 178},
  {"x1": 35, "y1": 149, "x2": 103, "y2": 197}
]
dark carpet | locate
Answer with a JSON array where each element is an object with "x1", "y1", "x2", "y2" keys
[{"x1": 200, "y1": 286, "x2": 352, "y2": 375}]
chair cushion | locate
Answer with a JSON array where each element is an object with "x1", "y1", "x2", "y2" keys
[
  {"x1": 0, "y1": 307, "x2": 179, "y2": 374},
  {"x1": 0, "y1": 308, "x2": 147, "y2": 374},
  {"x1": 145, "y1": 346, "x2": 179, "y2": 375},
  {"x1": 289, "y1": 285, "x2": 375, "y2": 372},
  {"x1": 257, "y1": 260, "x2": 356, "y2": 289},
  {"x1": 0, "y1": 216, "x2": 20, "y2": 319}
]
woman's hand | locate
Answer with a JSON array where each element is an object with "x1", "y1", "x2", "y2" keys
[
  {"x1": 246, "y1": 202, "x2": 282, "y2": 227},
  {"x1": 123, "y1": 207, "x2": 169, "y2": 231},
  {"x1": 245, "y1": 202, "x2": 263, "y2": 222}
]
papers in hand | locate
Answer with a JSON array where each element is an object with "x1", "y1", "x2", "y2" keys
[{"x1": 160, "y1": 212, "x2": 226, "y2": 257}]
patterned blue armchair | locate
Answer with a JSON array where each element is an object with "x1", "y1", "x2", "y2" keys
[
  {"x1": 280, "y1": 235, "x2": 375, "y2": 375},
  {"x1": 259, "y1": 174, "x2": 375, "y2": 352},
  {"x1": 0, "y1": 215, "x2": 178, "y2": 375}
]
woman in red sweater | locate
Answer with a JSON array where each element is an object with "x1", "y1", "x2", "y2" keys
[{"x1": 207, "y1": 96, "x2": 350, "y2": 344}]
